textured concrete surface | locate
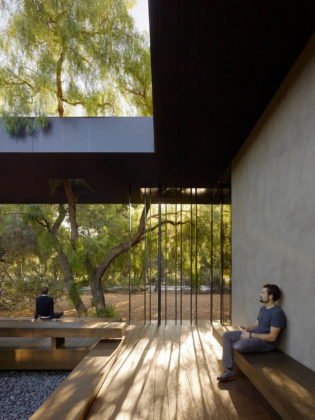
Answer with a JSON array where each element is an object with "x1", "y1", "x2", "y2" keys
[
  {"x1": 232, "y1": 34, "x2": 315, "y2": 371},
  {"x1": 0, "y1": 117, "x2": 154, "y2": 153}
]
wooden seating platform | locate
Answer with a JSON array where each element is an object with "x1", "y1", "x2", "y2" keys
[
  {"x1": 212, "y1": 322, "x2": 315, "y2": 420},
  {"x1": 79, "y1": 321, "x2": 279, "y2": 419},
  {"x1": 0, "y1": 319, "x2": 126, "y2": 369},
  {"x1": 29, "y1": 339, "x2": 124, "y2": 420}
]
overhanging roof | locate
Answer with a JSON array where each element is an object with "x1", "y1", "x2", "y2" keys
[{"x1": 0, "y1": 0, "x2": 314, "y2": 203}]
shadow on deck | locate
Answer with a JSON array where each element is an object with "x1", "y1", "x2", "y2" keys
[{"x1": 85, "y1": 321, "x2": 279, "y2": 419}]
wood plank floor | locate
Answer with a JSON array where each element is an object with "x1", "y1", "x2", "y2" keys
[{"x1": 86, "y1": 321, "x2": 280, "y2": 420}]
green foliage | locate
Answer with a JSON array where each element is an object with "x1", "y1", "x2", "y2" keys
[
  {"x1": 1, "y1": 115, "x2": 49, "y2": 136},
  {"x1": 95, "y1": 304, "x2": 120, "y2": 318},
  {"x1": 0, "y1": 0, "x2": 152, "y2": 131},
  {"x1": 0, "y1": 201, "x2": 232, "y2": 314}
]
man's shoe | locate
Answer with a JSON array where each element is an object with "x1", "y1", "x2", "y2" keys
[{"x1": 217, "y1": 369, "x2": 236, "y2": 382}]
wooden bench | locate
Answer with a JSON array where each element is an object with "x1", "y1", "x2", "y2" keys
[
  {"x1": 0, "y1": 317, "x2": 122, "y2": 322},
  {"x1": 29, "y1": 338, "x2": 124, "y2": 420},
  {"x1": 0, "y1": 319, "x2": 125, "y2": 347},
  {"x1": 0, "y1": 319, "x2": 126, "y2": 369},
  {"x1": 213, "y1": 322, "x2": 315, "y2": 420}
]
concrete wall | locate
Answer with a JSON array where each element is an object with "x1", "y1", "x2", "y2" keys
[{"x1": 231, "y1": 34, "x2": 315, "y2": 371}]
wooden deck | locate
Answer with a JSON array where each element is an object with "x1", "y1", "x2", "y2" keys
[{"x1": 85, "y1": 321, "x2": 280, "y2": 420}]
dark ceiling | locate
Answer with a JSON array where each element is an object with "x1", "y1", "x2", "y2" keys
[{"x1": 0, "y1": 0, "x2": 314, "y2": 203}]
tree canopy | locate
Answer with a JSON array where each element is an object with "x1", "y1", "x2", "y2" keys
[{"x1": 0, "y1": 0, "x2": 152, "y2": 124}]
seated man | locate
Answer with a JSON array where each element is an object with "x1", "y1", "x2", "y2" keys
[
  {"x1": 32, "y1": 286, "x2": 64, "y2": 321},
  {"x1": 217, "y1": 283, "x2": 286, "y2": 382}
]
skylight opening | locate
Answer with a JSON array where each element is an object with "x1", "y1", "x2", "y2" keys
[{"x1": 0, "y1": 0, "x2": 152, "y2": 120}]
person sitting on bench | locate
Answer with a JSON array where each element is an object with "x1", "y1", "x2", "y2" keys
[
  {"x1": 217, "y1": 284, "x2": 286, "y2": 382},
  {"x1": 32, "y1": 286, "x2": 64, "y2": 321}
]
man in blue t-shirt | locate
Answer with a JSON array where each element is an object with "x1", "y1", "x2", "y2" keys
[{"x1": 217, "y1": 284, "x2": 286, "y2": 382}]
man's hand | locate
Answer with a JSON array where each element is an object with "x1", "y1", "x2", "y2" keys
[
  {"x1": 31, "y1": 318, "x2": 36, "y2": 322},
  {"x1": 240, "y1": 330, "x2": 250, "y2": 340}
]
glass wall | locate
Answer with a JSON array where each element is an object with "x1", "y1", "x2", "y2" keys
[{"x1": 125, "y1": 186, "x2": 231, "y2": 325}]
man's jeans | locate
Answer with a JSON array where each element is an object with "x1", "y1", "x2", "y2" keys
[{"x1": 222, "y1": 331, "x2": 276, "y2": 369}]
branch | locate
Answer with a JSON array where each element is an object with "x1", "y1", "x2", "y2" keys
[
  {"x1": 123, "y1": 86, "x2": 145, "y2": 98},
  {"x1": 29, "y1": 216, "x2": 50, "y2": 231},
  {"x1": 61, "y1": 97, "x2": 115, "y2": 113},
  {"x1": 51, "y1": 204, "x2": 67, "y2": 234},
  {"x1": 147, "y1": 210, "x2": 190, "y2": 221},
  {"x1": 144, "y1": 219, "x2": 191, "y2": 235},
  {"x1": 61, "y1": 98, "x2": 84, "y2": 106},
  {"x1": 94, "y1": 202, "x2": 189, "y2": 282}
]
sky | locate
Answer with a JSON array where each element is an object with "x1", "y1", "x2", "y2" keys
[
  {"x1": 0, "y1": 1, "x2": 150, "y2": 34},
  {"x1": 130, "y1": 0, "x2": 150, "y2": 35}
]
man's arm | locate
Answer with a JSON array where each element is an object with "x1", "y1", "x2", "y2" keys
[
  {"x1": 50, "y1": 297, "x2": 54, "y2": 318},
  {"x1": 32, "y1": 298, "x2": 39, "y2": 322},
  {"x1": 241, "y1": 326, "x2": 281, "y2": 342},
  {"x1": 243, "y1": 320, "x2": 258, "y2": 332}
]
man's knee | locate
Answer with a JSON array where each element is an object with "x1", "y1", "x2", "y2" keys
[
  {"x1": 233, "y1": 340, "x2": 250, "y2": 353},
  {"x1": 223, "y1": 331, "x2": 242, "y2": 343},
  {"x1": 223, "y1": 331, "x2": 236, "y2": 339}
]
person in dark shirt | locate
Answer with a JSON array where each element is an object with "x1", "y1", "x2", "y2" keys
[
  {"x1": 32, "y1": 286, "x2": 64, "y2": 321},
  {"x1": 217, "y1": 284, "x2": 286, "y2": 382}
]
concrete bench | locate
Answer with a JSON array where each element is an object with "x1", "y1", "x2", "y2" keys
[{"x1": 213, "y1": 322, "x2": 315, "y2": 420}]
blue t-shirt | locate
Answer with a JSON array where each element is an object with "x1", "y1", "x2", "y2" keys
[{"x1": 253, "y1": 306, "x2": 286, "y2": 340}]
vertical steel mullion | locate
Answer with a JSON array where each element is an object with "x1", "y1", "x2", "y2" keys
[
  {"x1": 180, "y1": 188, "x2": 183, "y2": 324},
  {"x1": 195, "y1": 188, "x2": 198, "y2": 324},
  {"x1": 165, "y1": 201, "x2": 167, "y2": 324},
  {"x1": 149, "y1": 188, "x2": 152, "y2": 324},
  {"x1": 190, "y1": 187, "x2": 193, "y2": 325},
  {"x1": 220, "y1": 184, "x2": 224, "y2": 325},
  {"x1": 210, "y1": 192, "x2": 214, "y2": 324},
  {"x1": 175, "y1": 190, "x2": 178, "y2": 324},
  {"x1": 128, "y1": 185, "x2": 132, "y2": 325},
  {"x1": 157, "y1": 187, "x2": 162, "y2": 326},
  {"x1": 143, "y1": 187, "x2": 147, "y2": 324},
  {"x1": 228, "y1": 185, "x2": 232, "y2": 325}
]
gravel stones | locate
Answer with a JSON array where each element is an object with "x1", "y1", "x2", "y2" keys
[{"x1": 0, "y1": 370, "x2": 69, "y2": 420}]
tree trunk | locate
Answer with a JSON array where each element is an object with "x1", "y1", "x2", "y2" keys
[
  {"x1": 84, "y1": 256, "x2": 106, "y2": 316},
  {"x1": 53, "y1": 235, "x2": 87, "y2": 316},
  {"x1": 90, "y1": 270, "x2": 106, "y2": 316},
  {"x1": 63, "y1": 179, "x2": 78, "y2": 248},
  {"x1": 89, "y1": 193, "x2": 187, "y2": 315},
  {"x1": 89, "y1": 197, "x2": 152, "y2": 314},
  {"x1": 56, "y1": 50, "x2": 65, "y2": 117}
]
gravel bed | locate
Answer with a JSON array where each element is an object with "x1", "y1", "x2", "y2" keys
[{"x1": 0, "y1": 370, "x2": 70, "y2": 420}]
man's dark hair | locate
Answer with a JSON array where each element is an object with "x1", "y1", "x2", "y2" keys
[
  {"x1": 263, "y1": 284, "x2": 281, "y2": 301},
  {"x1": 41, "y1": 286, "x2": 49, "y2": 295}
]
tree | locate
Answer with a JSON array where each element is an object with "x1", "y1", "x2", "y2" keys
[
  {"x1": 0, "y1": 200, "x2": 231, "y2": 317},
  {"x1": 0, "y1": 0, "x2": 152, "y2": 128},
  {"x1": 27, "y1": 203, "x2": 89, "y2": 315},
  {"x1": 0, "y1": 205, "x2": 65, "y2": 312},
  {"x1": 0, "y1": 0, "x2": 153, "y2": 315}
]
